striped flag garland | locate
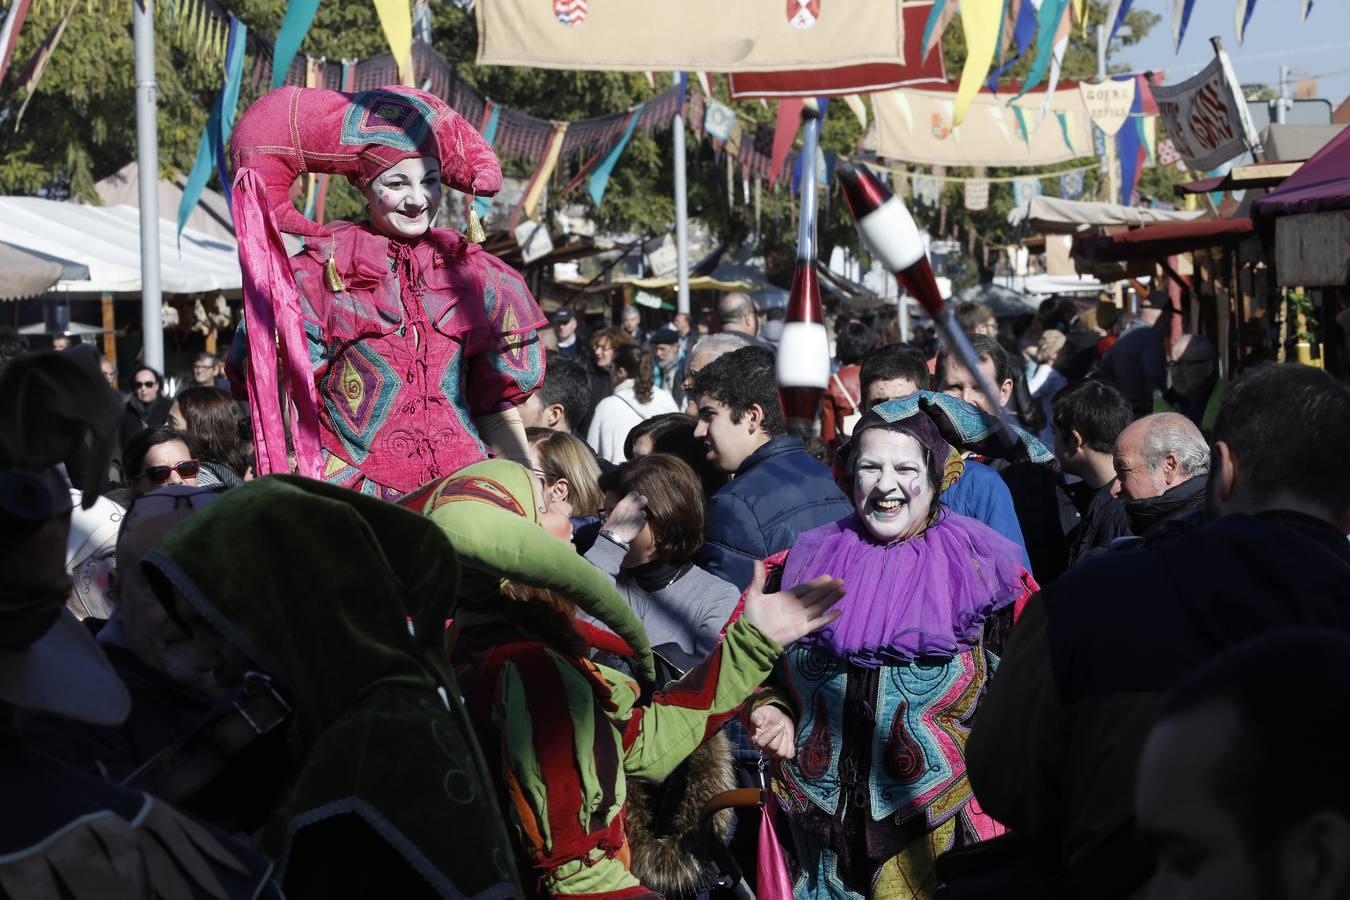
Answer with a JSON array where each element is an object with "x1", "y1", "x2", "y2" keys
[
  {"x1": 1234, "y1": 0, "x2": 1258, "y2": 44},
  {"x1": 1172, "y1": 0, "x2": 1198, "y2": 50}
]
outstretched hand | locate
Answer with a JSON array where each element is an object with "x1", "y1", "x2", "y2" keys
[{"x1": 741, "y1": 561, "x2": 845, "y2": 648}]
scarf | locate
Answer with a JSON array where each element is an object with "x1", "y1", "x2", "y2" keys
[{"x1": 782, "y1": 511, "x2": 1033, "y2": 667}]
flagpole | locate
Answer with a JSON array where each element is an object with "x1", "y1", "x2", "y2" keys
[
  {"x1": 672, "y1": 73, "x2": 690, "y2": 317},
  {"x1": 134, "y1": 0, "x2": 163, "y2": 372}
]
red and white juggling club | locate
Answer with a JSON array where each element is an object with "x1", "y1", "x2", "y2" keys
[
  {"x1": 777, "y1": 106, "x2": 831, "y2": 437},
  {"x1": 836, "y1": 161, "x2": 1015, "y2": 437}
]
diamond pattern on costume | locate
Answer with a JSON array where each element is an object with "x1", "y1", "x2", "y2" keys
[
  {"x1": 437, "y1": 344, "x2": 486, "y2": 456},
  {"x1": 322, "y1": 341, "x2": 400, "y2": 464},
  {"x1": 340, "y1": 91, "x2": 438, "y2": 152}
]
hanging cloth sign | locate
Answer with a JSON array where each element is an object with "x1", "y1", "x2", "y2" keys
[
  {"x1": 964, "y1": 178, "x2": 990, "y2": 211},
  {"x1": 1059, "y1": 169, "x2": 1085, "y2": 200},
  {"x1": 1012, "y1": 176, "x2": 1042, "y2": 206},
  {"x1": 1078, "y1": 76, "x2": 1136, "y2": 136},
  {"x1": 1149, "y1": 49, "x2": 1257, "y2": 172},
  {"x1": 704, "y1": 98, "x2": 736, "y2": 141}
]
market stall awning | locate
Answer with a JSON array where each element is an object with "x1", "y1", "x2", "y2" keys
[
  {"x1": 1073, "y1": 218, "x2": 1255, "y2": 262},
  {"x1": 1009, "y1": 196, "x2": 1206, "y2": 235},
  {"x1": 628, "y1": 275, "x2": 757, "y2": 293},
  {"x1": 1176, "y1": 161, "x2": 1303, "y2": 195},
  {"x1": 0, "y1": 196, "x2": 243, "y2": 295},
  {"x1": 955, "y1": 283, "x2": 1040, "y2": 318},
  {"x1": 1254, "y1": 124, "x2": 1350, "y2": 217},
  {"x1": 0, "y1": 243, "x2": 67, "y2": 301}
]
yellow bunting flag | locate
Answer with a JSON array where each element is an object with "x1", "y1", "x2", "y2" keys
[
  {"x1": 954, "y1": 0, "x2": 1003, "y2": 127},
  {"x1": 519, "y1": 122, "x2": 569, "y2": 223},
  {"x1": 372, "y1": 0, "x2": 415, "y2": 86},
  {"x1": 842, "y1": 93, "x2": 868, "y2": 130}
]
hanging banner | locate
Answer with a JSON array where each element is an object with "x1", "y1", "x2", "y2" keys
[
  {"x1": 963, "y1": 177, "x2": 990, "y2": 211},
  {"x1": 769, "y1": 98, "x2": 805, "y2": 186},
  {"x1": 1013, "y1": 176, "x2": 1042, "y2": 206},
  {"x1": 953, "y1": 0, "x2": 1003, "y2": 127},
  {"x1": 271, "y1": 0, "x2": 321, "y2": 88},
  {"x1": 1079, "y1": 76, "x2": 1136, "y2": 136},
  {"x1": 477, "y1": 0, "x2": 908, "y2": 73},
  {"x1": 372, "y1": 0, "x2": 415, "y2": 86},
  {"x1": 873, "y1": 83, "x2": 1093, "y2": 167},
  {"x1": 1234, "y1": 0, "x2": 1258, "y2": 45},
  {"x1": 703, "y1": 98, "x2": 735, "y2": 141},
  {"x1": 727, "y1": 3, "x2": 945, "y2": 99},
  {"x1": 0, "y1": 0, "x2": 33, "y2": 86},
  {"x1": 1059, "y1": 169, "x2": 1085, "y2": 200},
  {"x1": 911, "y1": 173, "x2": 941, "y2": 207},
  {"x1": 1149, "y1": 51, "x2": 1255, "y2": 172},
  {"x1": 589, "y1": 104, "x2": 643, "y2": 206}
]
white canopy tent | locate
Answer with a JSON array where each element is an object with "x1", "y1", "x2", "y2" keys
[
  {"x1": 0, "y1": 196, "x2": 243, "y2": 296},
  {"x1": 1008, "y1": 196, "x2": 1206, "y2": 235}
]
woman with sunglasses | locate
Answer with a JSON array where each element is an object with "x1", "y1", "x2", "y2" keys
[{"x1": 122, "y1": 426, "x2": 200, "y2": 495}]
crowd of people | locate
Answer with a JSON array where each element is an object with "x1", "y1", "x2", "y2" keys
[{"x1": 5, "y1": 81, "x2": 1350, "y2": 900}]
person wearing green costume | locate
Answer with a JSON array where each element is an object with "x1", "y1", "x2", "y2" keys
[
  {"x1": 400, "y1": 459, "x2": 848, "y2": 898},
  {"x1": 141, "y1": 476, "x2": 522, "y2": 899}
]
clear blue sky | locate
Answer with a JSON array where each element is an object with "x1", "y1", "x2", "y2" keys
[{"x1": 1119, "y1": 0, "x2": 1350, "y2": 109}]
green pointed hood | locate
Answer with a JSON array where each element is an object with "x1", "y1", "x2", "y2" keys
[
  {"x1": 402, "y1": 460, "x2": 656, "y2": 681},
  {"x1": 143, "y1": 476, "x2": 521, "y2": 896}
]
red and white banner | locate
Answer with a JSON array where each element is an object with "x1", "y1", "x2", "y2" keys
[
  {"x1": 727, "y1": 3, "x2": 945, "y2": 99},
  {"x1": 1150, "y1": 50, "x2": 1257, "y2": 172},
  {"x1": 477, "y1": 0, "x2": 907, "y2": 73}
]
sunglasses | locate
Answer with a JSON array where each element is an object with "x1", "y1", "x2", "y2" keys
[
  {"x1": 135, "y1": 380, "x2": 158, "y2": 388},
  {"x1": 136, "y1": 460, "x2": 201, "y2": 485}
]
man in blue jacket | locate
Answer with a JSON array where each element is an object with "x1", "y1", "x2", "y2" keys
[{"x1": 692, "y1": 346, "x2": 853, "y2": 591}]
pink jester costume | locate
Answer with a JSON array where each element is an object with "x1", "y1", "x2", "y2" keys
[{"x1": 227, "y1": 86, "x2": 545, "y2": 497}]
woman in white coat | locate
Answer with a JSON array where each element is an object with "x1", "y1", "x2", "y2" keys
[{"x1": 587, "y1": 343, "x2": 678, "y2": 464}]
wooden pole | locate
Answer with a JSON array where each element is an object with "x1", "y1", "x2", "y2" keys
[{"x1": 101, "y1": 293, "x2": 116, "y2": 361}]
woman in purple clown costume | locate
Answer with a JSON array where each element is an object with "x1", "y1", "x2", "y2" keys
[
  {"x1": 226, "y1": 85, "x2": 544, "y2": 497},
  {"x1": 745, "y1": 393, "x2": 1041, "y2": 899}
]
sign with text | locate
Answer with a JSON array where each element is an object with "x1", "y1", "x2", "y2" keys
[
  {"x1": 1078, "y1": 77, "x2": 1136, "y2": 137},
  {"x1": 1150, "y1": 55, "x2": 1251, "y2": 172}
]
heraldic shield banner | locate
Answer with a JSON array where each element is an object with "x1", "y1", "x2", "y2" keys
[{"x1": 476, "y1": 0, "x2": 906, "y2": 72}]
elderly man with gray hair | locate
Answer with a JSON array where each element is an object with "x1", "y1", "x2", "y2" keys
[
  {"x1": 717, "y1": 292, "x2": 774, "y2": 350},
  {"x1": 1112, "y1": 411, "x2": 1210, "y2": 544},
  {"x1": 679, "y1": 331, "x2": 752, "y2": 416}
]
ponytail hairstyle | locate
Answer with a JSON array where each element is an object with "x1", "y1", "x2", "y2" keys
[{"x1": 613, "y1": 343, "x2": 655, "y2": 404}]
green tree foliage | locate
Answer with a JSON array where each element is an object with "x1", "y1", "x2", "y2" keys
[{"x1": 0, "y1": 0, "x2": 1179, "y2": 289}]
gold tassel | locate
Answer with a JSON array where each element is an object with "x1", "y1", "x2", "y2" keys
[
  {"x1": 465, "y1": 204, "x2": 486, "y2": 244},
  {"x1": 324, "y1": 249, "x2": 346, "y2": 292}
]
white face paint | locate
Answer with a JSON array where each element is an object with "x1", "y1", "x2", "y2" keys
[
  {"x1": 852, "y1": 428, "x2": 933, "y2": 543},
  {"x1": 362, "y1": 156, "x2": 442, "y2": 240}
]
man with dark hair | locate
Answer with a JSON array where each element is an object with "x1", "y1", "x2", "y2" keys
[
  {"x1": 955, "y1": 301, "x2": 997, "y2": 337},
  {"x1": 191, "y1": 352, "x2": 220, "y2": 387},
  {"x1": 859, "y1": 342, "x2": 930, "y2": 407},
  {"x1": 1136, "y1": 628, "x2": 1350, "y2": 900},
  {"x1": 520, "y1": 350, "x2": 592, "y2": 435},
  {"x1": 1053, "y1": 379, "x2": 1133, "y2": 564},
  {"x1": 1099, "y1": 291, "x2": 1175, "y2": 418},
  {"x1": 966, "y1": 364, "x2": 1350, "y2": 900},
  {"x1": 692, "y1": 346, "x2": 851, "y2": 590},
  {"x1": 939, "y1": 333, "x2": 1068, "y2": 580},
  {"x1": 552, "y1": 308, "x2": 586, "y2": 361},
  {"x1": 936, "y1": 334, "x2": 1015, "y2": 416},
  {"x1": 717, "y1": 292, "x2": 773, "y2": 350}
]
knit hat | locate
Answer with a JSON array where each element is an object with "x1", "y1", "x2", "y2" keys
[{"x1": 230, "y1": 85, "x2": 502, "y2": 239}]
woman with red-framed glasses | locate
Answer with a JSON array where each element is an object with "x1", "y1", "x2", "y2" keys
[{"x1": 122, "y1": 426, "x2": 200, "y2": 496}]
